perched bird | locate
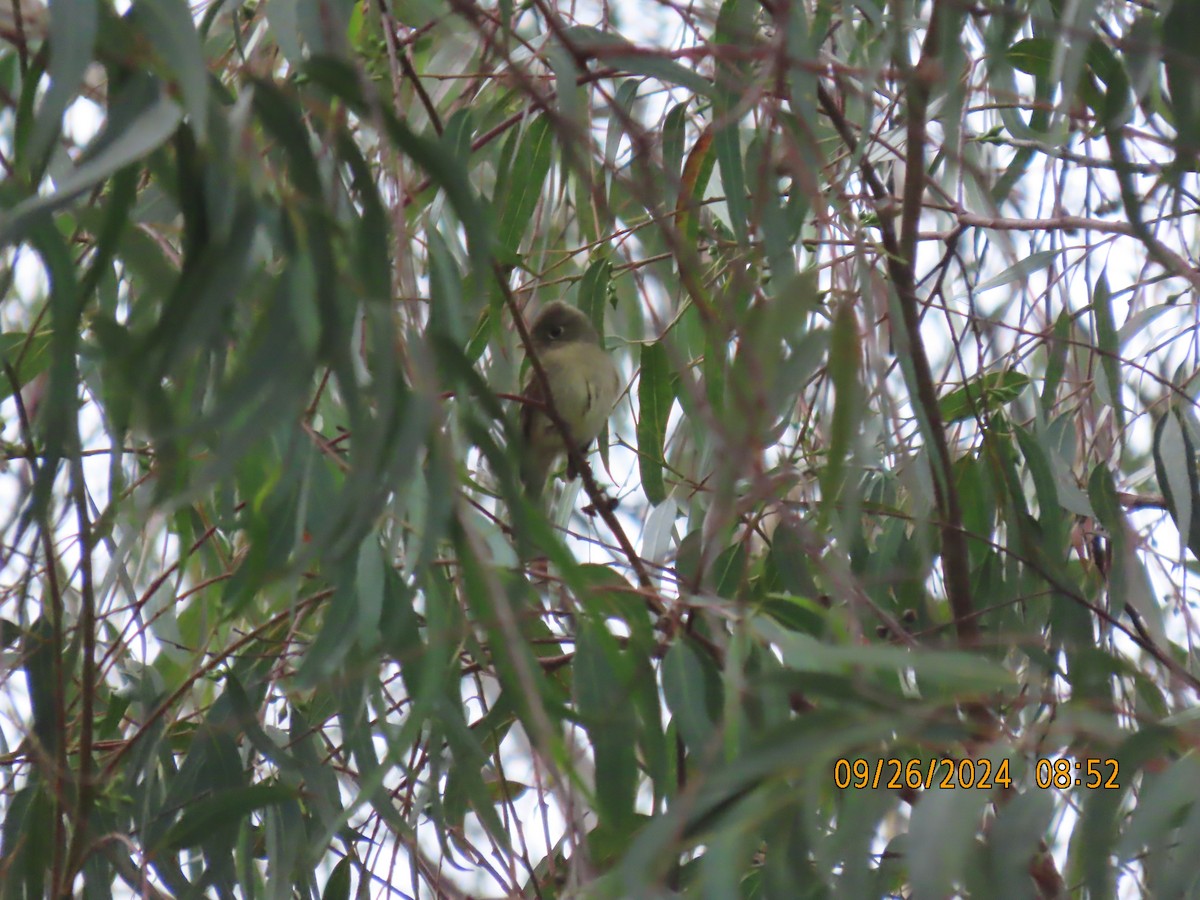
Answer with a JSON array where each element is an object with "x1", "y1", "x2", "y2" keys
[{"x1": 519, "y1": 301, "x2": 621, "y2": 498}]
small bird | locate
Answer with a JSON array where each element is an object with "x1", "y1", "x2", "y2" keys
[{"x1": 520, "y1": 301, "x2": 621, "y2": 498}]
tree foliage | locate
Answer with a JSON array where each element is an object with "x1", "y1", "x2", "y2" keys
[{"x1": 2, "y1": 0, "x2": 1200, "y2": 896}]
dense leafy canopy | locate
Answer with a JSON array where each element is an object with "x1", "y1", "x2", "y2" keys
[{"x1": 2, "y1": 0, "x2": 1200, "y2": 896}]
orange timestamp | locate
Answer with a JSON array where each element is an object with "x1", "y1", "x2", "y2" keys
[
  {"x1": 1034, "y1": 757, "x2": 1120, "y2": 789},
  {"x1": 833, "y1": 757, "x2": 1121, "y2": 790},
  {"x1": 834, "y1": 757, "x2": 1012, "y2": 790}
]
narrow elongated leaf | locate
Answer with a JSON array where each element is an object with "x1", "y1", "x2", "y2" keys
[
  {"x1": 662, "y1": 640, "x2": 721, "y2": 756},
  {"x1": 823, "y1": 299, "x2": 861, "y2": 507},
  {"x1": 0, "y1": 331, "x2": 52, "y2": 402},
  {"x1": 753, "y1": 618, "x2": 1014, "y2": 690},
  {"x1": 1091, "y1": 271, "x2": 1124, "y2": 430},
  {"x1": 294, "y1": 557, "x2": 364, "y2": 689},
  {"x1": 164, "y1": 783, "x2": 298, "y2": 851},
  {"x1": 578, "y1": 257, "x2": 612, "y2": 336},
  {"x1": 560, "y1": 26, "x2": 713, "y2": 97},
  {"x1": 1154, "y1": 409, "x2": 1200, "y2": 562},
  {"x1": 983, "y1": 785, "x2": 1056, "y2": 898},
  {"x1": 1163, "y1": 1, "x2": 1200, "y2": 153},
  {"x1": 662, "y1": 101, "x2": 689, "y2": 182},
  {"x1": 677, "y1": 129, "x2": 715, "y2": 241},
  {"x1": 637, "y1": 341, "x2": 675, "y2": 504},
  {"x1": 1118, "y1": 755, "x2": 1200, "y2": 866},
  {"x1": 336, "y1": 130, "x2": 392, "y2": 303},
  {"x1": 975, "y1": 249, "x2": 1059, "y2": 293},
  {"x1": 1, "y1": 83, "x2": 181, "y2": 244},
  {"x1": 1089, "y1": 463, "x2": 1167, "y2": 647},
  {"x1": 1116, "y1": 303, "x2": 1175, "y2": 349},
  {"x1": 604, "y1": 80, "x2": 639, "y2": 174},
  {"x1": 132, "y1": 0, "x2": 208, "y2": 140},
  {"x1": 265, "y1": 0, "x2": 305, "y2": 62},
  {"x1": 496, "y1": 115, "x2": 554, "y2": 255},
  {"x1": 575, "y1": 619, "x2": 638, "y2": 832},
  {"x1": 28, "y1": 0, "x2": 98, "y2": 164},
  {"x1": 1041, "y1": 309, "x2": 1070, "y2": 412},
  {"x1": 713, "y1": 122, "x2": 747, "y2": 245},
  {"x1": 939, "y1": 370, "x2": 1031, "y2": 425},
  {"x1": 302, "y1": 56, "x2": 492, "y2": 279},
  {"x1": 1, "y1": 783, "x2": 52, "y2": 898},
  {"x1": 427, "y1": 227, "x2": 468, "y2": 345},
  {"x1": 909, "y1": 787, "x2": 992, "y2": 899}
]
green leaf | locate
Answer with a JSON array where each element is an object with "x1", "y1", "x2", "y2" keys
[
  {"x1": 974, "y1": 249, "x2": 1060, "y2": 293},
  {"x1": 822, "y1": 299, "x2": 861, "y2": 507},
  {"x1": 352, "y1": 537, "x2": 385, "y2": 649},
  {"x1": 605, "y1": 80, "x2": 639, "y2": 173},
  {"x1": 713, "y1": 122, "x2": 747, "y2": 246},
  {"x1": 427, "y1": 227, "x2": 468, "y2": 345},
  {"x1": 294, "y1": 553, "x2": 367, "y2": 689},
  {"x1": 1014, "y1": 424, "x2": 1065, "y2": 552},
  {"x1": 1117, "y1": 303, "x2": 1176, "y2": 349},
  {"x1": 1088, "y1": 463, "x2": 1166, "y2": 648},
  {"x1": 251, "y1": 78, "x2": 323, "y2": 198},
  {"x1": 1074, "y1": 726, "x2": 1177, "y2": 898},
  {"x1": 637, "y1": 341, "x2": 676, "y2": 504},
  {"x1": 28, "y1": 0, "x2": 98, "y2": 164},
  {"x1": 138, "y1": 193, "x2": 258, "y2": 384},
  {"x1": 711, "y1": 542, "x2": 747, "y2": 598},
  {"x1": 1041, "y1": 309, "x2": 1070, "y2": 413},
  {"x1": 24, "y1": 218, "x2": 80, "y2": 521},
  {"x1": 163, "y1": 783, "x2": 299, "y2": 851},
  {"x1": 662, "y1": 640, "x2": 721, "y2": 756},
  {"x1": 1084, "y1": 465, "x2": 1118, "y2": 535},
  {"x1": 336, "y1": 129, "x2": 392, "y2": 303},
  {"x1": 438, "y1": 694, "x2": 511, "y2": 847},
  {"x1": 663, "y1": 100, "x2": 689, "y2": 182},
  {"x1": 1, "y1": 77, "x2": 182, "y2": 245},
  {"x1": 938, "y1": 370, "x2": 1031, "y2": 425},
  {"x1": 1153, "y1": 409, "x2": 1200, "y2": 562},
  {"x1": 766, "y1": 522, "x2": 817, "y2": 597},
  {"x1": 496, "y1": 115, "x2": 554, "y2": 255},
  {"x1": 574, "y1": 618, "x2": 638, "y2": 832},
  {"x1": 302, "y1": 56, "x2": 492, "y2": 281},
  {"x1": 1163, "y1": 1, "x2": 1200, "y2": 153},
  {"x1": 981, "y1": 785, "x2": 1056, "y2": 898},
  {"x1": 131, "y1": 0, "x2": 209, "y2": 141},
  {"x1": 265, "y1": 0, "x2": 305, "y2": 63},
  {"x1": 909, "y1": 787, "x2": 992, "y2": 899},
  {"x1": 1, "y1": 782, "x2": 53, "y2": 898},
  {"x1": 21, "y1": 619, "x2": 60, "y2": 758},
  {"x1": 578, "y1": 256, "x2": 613, "y2": 339},
  {"x1": 295, "y1": 0, "x2": 349, "y2": 56},
  {"x1": 1152, "y1": 791, "x2": 1200, "y2": 896},
  {"x1": 1091, "y1": 271, "x2": 1124, "y2": 431},
  {"x1": 0, "y1": 331, "x2": 53, "y2": 402},
  {"x1": 560, "y1": 26, "x2": 713, "y2": 97},
  {"x1": 1006, "y1": 37, "x2": 1054, "y2": 81},
  {"x1": 753, "y1": 618, "x2": 1015, "y2": 692},
  {"x1": 1118, "y1": 755, "x2": 1200, "y2": 869}
]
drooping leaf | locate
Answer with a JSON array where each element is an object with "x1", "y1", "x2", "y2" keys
[
  {"x1": 28, "y1": 0, "x2": 99, "y2": 165},
  {"x1": 1, "y1": 77, "x2": 182, "y2": 245},
  {"x1": 637, "y1": 341, "x2": 676, "y2": 505},
  {"x1": 496, "y1": 115, "x2": 555, "y2": 256},
  {"x1": 1154, "y1": 409, "x2": 1200, "y2": 562}
]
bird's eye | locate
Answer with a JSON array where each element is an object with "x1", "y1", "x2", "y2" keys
[{"x1": 548, "y1": 325, "x2": 564, "y2": 339}]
